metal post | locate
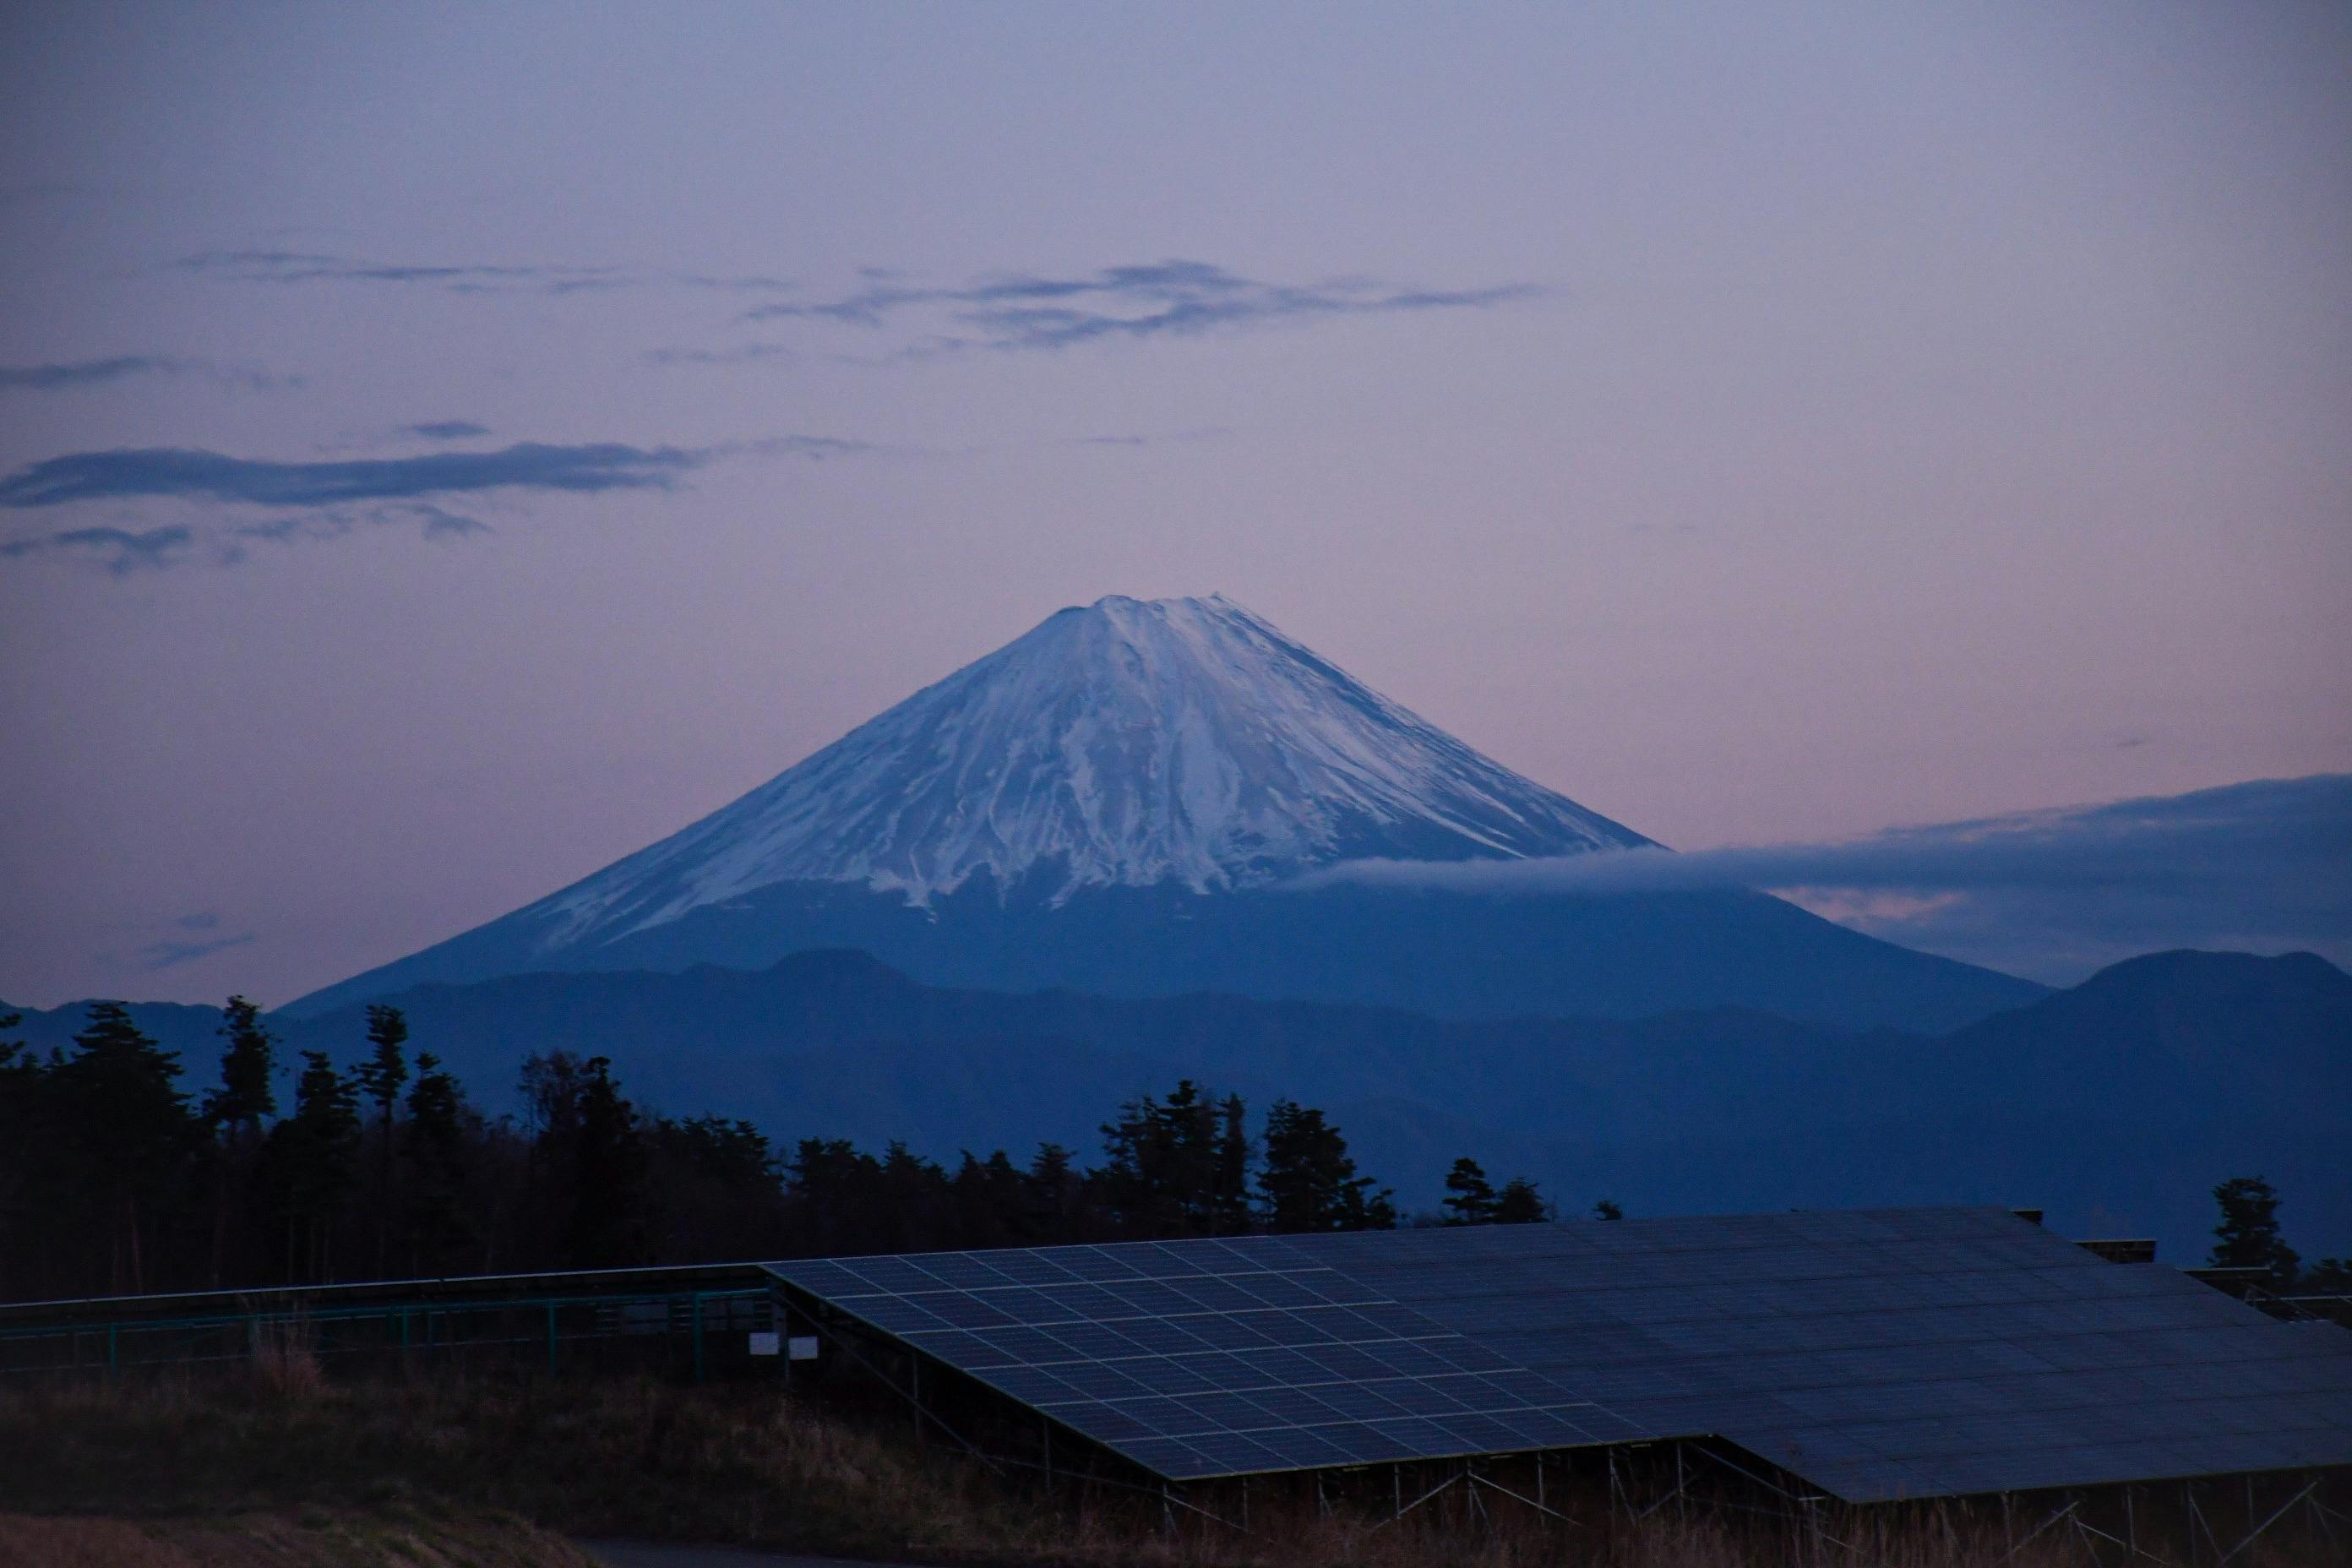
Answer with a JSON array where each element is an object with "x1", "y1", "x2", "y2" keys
[
  {"x1": 1536, "y1": 1451, "x2": 1545, "y2": 1511},
  {"x1": 106, "y1": 1325, "x2": 118, "y2": 1381},
  {"x1": 1395, "y1": 1464, "x2": 1403, "y2": 1519},
  {"x1": 2190, "y1": 1482, "x2": 2219, "y2": 1565},
  {"x1": 546, "y1": 1303, "x2": 558, "y2": 1374},
  {"x1": 911, "y1": 1356, "x2": 922, "y2": 1447},
  {"x1": 692, "y1": 1293, "x2": 705, "y2": 1386}
]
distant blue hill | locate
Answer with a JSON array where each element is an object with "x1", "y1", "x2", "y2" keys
[
  {"x1": 14, "y1": 947, "x2": 2343, "y2": 1262},
  {"x1": 287, "y1": 878, "x2": 2046, "y2": 1034}
]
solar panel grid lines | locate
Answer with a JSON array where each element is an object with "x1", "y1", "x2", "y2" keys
[
  {"x1": 766, "y1": 1240, "x2": 1647, "y2": 1484},
  {"x1": 764, "y1": 1208, "x2": 2352, "y2": 1498}
]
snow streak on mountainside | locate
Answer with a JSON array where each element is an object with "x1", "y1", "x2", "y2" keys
[{"x1": 530, "y1": 595, "x2": 1651, "y2": 952}]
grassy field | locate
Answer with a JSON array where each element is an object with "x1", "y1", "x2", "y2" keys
[
  {"x1": 0, "y1": 1364, "x2": 2336, "y2": 1567},
  {"x1": 0, "y1": 1508, "x2": 597, "y2": 1568}
]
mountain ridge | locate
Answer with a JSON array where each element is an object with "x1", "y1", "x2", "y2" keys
[
  {"x1": 10, "y1": 947, "x2": 2340, "y2": 1260},
  {"x1": 288, "y1": 595, "x2": 2041, "y2": 1029}
]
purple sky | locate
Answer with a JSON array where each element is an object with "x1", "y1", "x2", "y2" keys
[{"x1": 3, "y1": 4, "x2": 2348, "y2": 1008}]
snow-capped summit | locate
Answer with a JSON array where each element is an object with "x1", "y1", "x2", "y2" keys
[
  {"x1": 530, "y1": 593, "x2": 1649, "y2": 950},
  {"x1": 293, "y1": 592, "x2": 2042, "y2": 1029}
]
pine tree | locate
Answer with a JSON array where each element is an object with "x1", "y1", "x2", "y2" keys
[
  {"x1": 567, "y1": 1056, "x2": 647, "y2": 1268},
  {"x1": 354, "y1": 1005, "x2": 410, "y2": 1277},
  {"x1": 400, "y1": 1052, "x2": 473, "y2": 1275},
  {"x1": 0, "y1": 1014, "x2": 54, "y2": 1297},
  {"x1": 1257, "y1": 1099, "x2": 1394, "y2": 1233},
  {"x1": 1592, "y1": 1198, "x2": 1624, "y2": 1222},
  {"x1": 1024, "y1": 1142, "x2": 1083, "y2": 1244},
  {"x1": 52, "y1": 1003, "x2": 197, "y2": 1293},
  {"x1": 204, "y1": 996, "x2": 277, "y2": 1133},
  {"x1": 269, "y1": 1050, "x2": 362, "y2": 1282},
  {"x1": 201, "y1": 996, "x2": 278, "y2": 1286},
  {"x1": 2210, "y1": 1176, "x2": 2300, "y2": 1288},
  {"x1": 1211, "y1": 1092, "x2": 1254, "y2": 1236},
  {"x1": 1442, "y1": 1157, "x2": 1498, "y2": 1225},
  {"x1": 1494, "y1": 1177, "x2": 1549, "y2": 1224},
  {"x1": 1100, "y1": 1080, "x2": 1234, "y2": 1238}
]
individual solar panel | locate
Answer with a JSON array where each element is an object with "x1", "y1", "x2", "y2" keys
[
  {"x1": 767, "y1": 1234, "x2": 1639, "y2": 1483},
  {"x1": 766, "y1": 1206, "x2": 2352, "y2": 1500}
]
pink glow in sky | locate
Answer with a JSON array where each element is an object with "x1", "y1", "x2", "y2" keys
[{"x1": 1, "y1": 3, "x2": 2347, "y2": 1006}]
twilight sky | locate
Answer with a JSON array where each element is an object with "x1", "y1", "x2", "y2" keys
[{"x1": 3, "y1": 3, "x2": 2348, "y2": 1008}]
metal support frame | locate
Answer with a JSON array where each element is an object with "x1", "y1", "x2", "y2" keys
[
  {"x1": 1997, "y1": 1498, "x2": 2077, "y2": 1563},
  {"x1": 787, "y1": 1304, "x2": 999, "y2": 1473},
  {"x1": 2217, "y1": 1479, "x2": 2317, "y2": 1565},
  {"x1": 1375, "y1": 1464, "x2": 1469, "y2": 1529},
  {"x1": 1469, "y1": 1465, "x2": 1582, "y2": 1527},
  {"x1": 2187, "y1": 1482, "x2": 2220, "y2": 1564}
]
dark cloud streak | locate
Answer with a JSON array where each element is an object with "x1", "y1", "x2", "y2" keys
[
  {"x1": 178, "y1": 250, "x2": 794, "y2": 297},
  {"x1": 137, "y1": 930, "x2": 256, "y2": 970},
  {"x1": 0, "y1": 525, "x2": 197, "y2": 574},
  {"x1": 644, "y1": 343, "x2": 792, "y2": 367},
  {"x1": 2, "y1": 433, "x2": 877, "y2": 572},
  {"x1": 0, "y1": 442, "x2": 701, "y2": 509},
  {"x1": 0, "y1": 356, "x2": 296, "y2": 393},
  {"x1": 746, "y1": 260, "x2": 1543, "y2": 352}
]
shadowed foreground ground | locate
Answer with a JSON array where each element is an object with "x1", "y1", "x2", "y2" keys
[{"x1": 0, "y1": 1369, "x2": 2336, "y2": 1567}]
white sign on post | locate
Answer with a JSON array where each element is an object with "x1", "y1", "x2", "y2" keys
[
  {"x1": 787, "y1": 1335, "x2": 819, "y2": 1361},
  {"x1": 747, "y1": 1331, "x2": 781, "y2": 1357}
]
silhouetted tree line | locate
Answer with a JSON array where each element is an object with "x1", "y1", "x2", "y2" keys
[
  {"x1": 0, "y1": 1001, "x2": 1585, "y2": 1303},
  {"x1": 2209, "y1": 1175, "x2": 2352, "y2": 1293},
  {"x1": 19, "y1": 999, "x2": 2324, "y2": 1307}
]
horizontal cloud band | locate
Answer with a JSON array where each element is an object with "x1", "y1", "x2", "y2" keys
[
  {"x1": 1295, "y1": 774, "x2": 2352, "y2": 983},
  {"x1": 0, "y1": 442, "x2": 700, "y2": 508}
]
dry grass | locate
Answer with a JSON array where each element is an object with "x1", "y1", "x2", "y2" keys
[
  {"x1": 0, "y1": 1508, "x2": 595, "y2": 1568},
  {"x1": 0, "y1": 1371, "x2": 2337, "y2": 1567}
]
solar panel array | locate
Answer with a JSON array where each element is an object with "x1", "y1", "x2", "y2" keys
[
  {"x1": 768, "y1": 1207, "x2": 2352, "y2": 1501},
  {"x1": 1298, "y1": 1207, "x2": 2352, "y2": 1500},
  {"x1": 765, "y1": 1234, "x2": 1646, "y2": 1480}
]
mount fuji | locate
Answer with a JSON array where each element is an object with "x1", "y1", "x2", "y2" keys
[{"x1": 291, "y1": 595, "x2": 2041, "y2": 1027}]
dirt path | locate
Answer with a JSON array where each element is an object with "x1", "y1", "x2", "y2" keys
[{"x1": 579, "y1": 1543, "x2": 934, "y2": 1568}]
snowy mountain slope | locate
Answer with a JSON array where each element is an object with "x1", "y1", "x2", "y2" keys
[
  {"x1": 289, "y1": 593, "x2": 2043, "y2": 1029},
  {"x1": 528, "y1": 594, "x2": 1650, "y2": 953}
]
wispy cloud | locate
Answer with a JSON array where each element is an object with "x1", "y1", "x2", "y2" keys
[
  {"x1": 1, "y1": 433, "x2": 876, "y2": 572},
  {"x1": 644, "y1": 342, "x2": 793, "y2": 368},
  {"x1": 403, "y1": 421, "x2": 492, "y2": 440},
  {"x1": 177, "y1": 249, "x2": 793, "y2": 297},
  {"x1": 137, "y1": 930, "x2": 256, "y2": 970},
  {"x1": 1298, "y1": 775, "x2": 2352, "y2": 984},
  {"x1": 0, "y1": 356, "x2": 297, "y2": 393},
  {"x1": 746, "y1": 259, "x2": 1543, "y2": 353},
  {"x1": 1068, "y1": 426, "x2": 1233, "y2": 449},
  {"x1": 0, "y1": 442, "x2": 701, "y2": 509},
  {"x1": 0, "y1": 525, "x2": 197, "y2": 574},
  {"x1": 728, "y1": 434, "x2": 885, "y2": 461}
]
